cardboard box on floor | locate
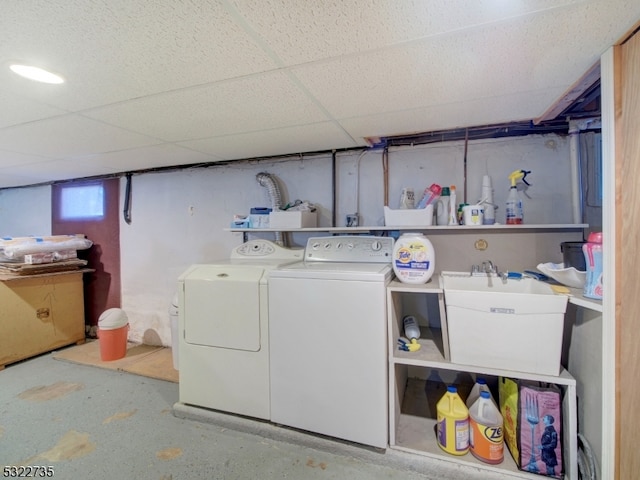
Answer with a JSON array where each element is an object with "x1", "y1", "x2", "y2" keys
[{"x1": 0, "y1": 271, "x2": 86, "y2": 369}]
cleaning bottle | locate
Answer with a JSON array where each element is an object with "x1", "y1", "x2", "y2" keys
[
  {"x1": 468, "y1": 391, "x2": 504, "y2": 464},
  {"x1": 416, "y1": 183, "x2": 442, "y2": 209},
  {"x1": 448, "y1": 185, "x2": 457, "y2": 225},
  {"x1": 436, "y1": 386, "x2": 469, "y2": 455},
  {"x1": 436, "y1": 187, "x2": 451, "y2": 225},
  {"x1": 466, "y1": 377, "x2": 492, "y2": 408},
  {"x1": 402, "y1": 315, "x2": 421, "y2": 352},
  {"x1": 505, "y1": 169, "x2": 531, "y2": 224},
  {"x1": 583, "y1": 232, "x2": 603, "y2": 299},
  {"x1": 481, "y1": 175, "x2": 495, "y2": 225}
]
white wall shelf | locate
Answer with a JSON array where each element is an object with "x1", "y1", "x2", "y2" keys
[
  {"x1": 226, "y1": 223, "x2": 588, "y2": 234},
  {"x1": 387, "y1": 279, "x2": 578, "y2": 480},
  {"x1": 567, "y1": 289, "x2": 602, "y2": 312}
]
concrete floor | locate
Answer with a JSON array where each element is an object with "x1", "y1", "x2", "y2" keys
[{"x1": 1, "y1": 351, "x2": 520, "y2": 479}]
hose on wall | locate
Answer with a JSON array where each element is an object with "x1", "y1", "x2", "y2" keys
[{"x1": 256, "y1": 172, "x2": 285, "y2": 246}]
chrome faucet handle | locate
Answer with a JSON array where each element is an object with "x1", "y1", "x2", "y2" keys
[{"x1": 482, "y1": 260, "x2": 496, "y2": 274}]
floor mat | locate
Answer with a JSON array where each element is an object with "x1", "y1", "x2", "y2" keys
[{"x1": 52, "y1": 340, "x2": 178, "y2": 383}]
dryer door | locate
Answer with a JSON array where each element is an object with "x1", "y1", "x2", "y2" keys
[{"x1": 183, "y1": 265, "x2": 263, "y2": 351}]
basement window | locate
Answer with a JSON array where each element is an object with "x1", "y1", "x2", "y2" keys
[{"x1": 60, "y1": 184, "x2": 105, "y2": 220}]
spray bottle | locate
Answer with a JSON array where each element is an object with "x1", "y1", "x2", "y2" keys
[
  {"x1": 448, "y1": 185, "x2": 458, "y2": 226},
  {"x1": 505, "y1": 170, "x2": 531, "y2": 225},
  {"x1": 399, "y1": 315, "x2": 421, "y2": 352}
]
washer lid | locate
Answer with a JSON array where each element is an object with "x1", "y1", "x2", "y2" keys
[
  {"x1": 182, "y1": 265, "x2": 264, "y2": 351},
  {"x1": 270, "y1": 261, "x2": 392, "y2": 282}
]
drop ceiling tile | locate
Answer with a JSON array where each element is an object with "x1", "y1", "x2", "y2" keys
[
  {"x1": 339, "y1": 87, "x2": 568, "y2": 141},
  {"x1": 1, "y1": 0, "x2": 279, "y2": 111},
  {"x1": 0, "y1": 115, "x2": 161, "y2": 158},
  {"x1": 229, "y1": 0, "x2": 585, "y2": 65},
  {"x1": 0, "y1": 173, "x2": 48, "y2": 189},
  {"x1": 0, "y1": 149, "x2": 54, "y2": 169},
  {"x1": 178, "y1": 121, "x2": 358, "y2": 159},
  {"x1": 0, "y1": 159, "x2": 107, "y2": 185},
  {"x1": 70, "y1": 144, "x2": 223, "y2": 175},
  {"x1": 83, "y1": 71, "x2": 331, "y2": 142},
  {"x1": 0, "y1": 89, "x2": 68, "y2": 129},
  {"x1": 292, "y1": 4, "x2": 638, "y2": 121}
]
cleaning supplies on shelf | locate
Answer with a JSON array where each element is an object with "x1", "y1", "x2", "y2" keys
[
  {"x1": 448, "y1": 185, "x2": 458, "y2": 225},
  {"x1": 462, "y1": 204, "x2": 484, "y2": 226},
  {"x1": 403, "y1": 315, "x2": 420, "y2": 340},
  {"x1": 583, "y1": 232, "x2": 603, "y2": 299},
  {"x1": 392, "y1": 233, "x2": 435, "y2": 284},
  {"x1": 399, "y1": 187, "x2": 415, "y2": 209},
  {"x1": 505, "y1": 169, "x2": 531, "y2": 224},
  {"x1": 466, "y1": 377, "x2": 492, "y2": 408},
  {"x1": 480, "y1": 175, "x2": 496, "y2": 225},
  {"x1": 436, "y1": 187, "x2": 450, "y2": 225},
  {"x1": 416, "y1": 183, "x2": 442, "y2": 209},
  {"x1": 469, "y1": 391, "x2": 504, "y2": 464},
  {"x1": 436, "y1": 386, "x2": 469, "y2": 456},
  {"x1": 398, "y1": 315, "x2": 421, "y2": 352}
]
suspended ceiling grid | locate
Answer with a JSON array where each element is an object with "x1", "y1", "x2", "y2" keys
[{"x1": 0, "y1": 1, "x2": 638, "y2": 189}]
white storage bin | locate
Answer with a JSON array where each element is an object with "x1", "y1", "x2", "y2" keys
[
  {"x1": 269, "y1": 211, "x2": 317, "y2": 228},
  {"x1": 384, "y1": 205, "x2": 433, "y2": 227},
  {"x1": 442, "y1": 274, "x2": 568, "y2": 376}
]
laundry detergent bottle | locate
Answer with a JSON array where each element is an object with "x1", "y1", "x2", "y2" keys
[
  {"x1": 469, "y1": 391, "x2": 504, "y2": 464},
  {"x1": 392, "y1": 233, "x2": 435, "y2": 284},
  {"x1": 583, "y1": 231, "x2": 603, "y2": 299},
  {"x1": 436, "y1": 386, "x2": 469, "y2": 455}
]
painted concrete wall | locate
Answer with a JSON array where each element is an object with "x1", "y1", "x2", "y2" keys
[
  {"x1": 0, "y1": 134, "x2": 578, "y2": 345},
  {"x1": 0, "y1": 185, "x2": 51, "y2": 236}
]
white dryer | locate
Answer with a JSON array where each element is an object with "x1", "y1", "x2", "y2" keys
[
  {"x1": 268, "y1": 235, "x2": 394, "y2": 448},
  {"x1": 177, "y1": 239, "x2": 302, "y2": 420}
]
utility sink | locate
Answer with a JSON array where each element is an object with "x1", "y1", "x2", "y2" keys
[
  {"x1": 440, "y1": 271, "x2": 557, "y2": 295},
  {"x1": 440, "y1": 271, "x2": 569, "y2": 375}
]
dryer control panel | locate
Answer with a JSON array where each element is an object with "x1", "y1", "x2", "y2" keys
[
  {"x1": 231, "y1": 240, "x2": 303, "y2": 260},
  {"x1": 304, "y1": 235, "x2": 394, "y2": 263}
]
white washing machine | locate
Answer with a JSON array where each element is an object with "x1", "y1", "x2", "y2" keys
[
  {"x1": 268, "y1": 235, "x2": 394, "y2": 448},
  {"x1": 177, "y1": 239, "x2": 302, "y2": 420}
]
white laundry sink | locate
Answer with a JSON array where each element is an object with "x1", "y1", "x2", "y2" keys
[
  {"x1": 440, "y1": 272, "x2": 569, "y2": 375},
  {"x1": 440, "y1": 271, "x2": 558, "y2": 295}
]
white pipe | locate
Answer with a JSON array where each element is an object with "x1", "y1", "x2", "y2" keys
[
  {"x1": 599, "y1": 47, "x2": 616, "y2": 480},
  {"x1": 568, "y1": 121, "x2": 583, "y2": 224},
  {"x1": 568, "y1": 118, "x2": 602, "y2": 224}
]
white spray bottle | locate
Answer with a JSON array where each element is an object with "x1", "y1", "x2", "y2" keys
[
  {"x1": 402, "y1": 315, "x2": 421, "y2": 352},
  {"x1": 481, "y1": 175, "x2": 495, "y2": 225},
  {"x1": 505, "y1": 170, "x2": 531, "y2": 225},
  {"x1": 448, "y1": 185, "x2": 458, "y2": 225}
]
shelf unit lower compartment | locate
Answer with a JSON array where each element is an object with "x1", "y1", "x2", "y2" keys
[
  {"x1": 390, "y1": 364, "x2": 577, "y2": 480},
  {"x1": 387, "y1": 279, "x2": 578, "y2": 480}
]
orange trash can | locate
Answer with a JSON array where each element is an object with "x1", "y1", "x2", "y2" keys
[{"x1": 97, "y1": 308, "x2": 129, "y2": 361}]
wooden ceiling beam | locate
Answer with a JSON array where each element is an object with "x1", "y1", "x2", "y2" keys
[{"x1": 534, "y1": 61, "x2": 601, "y2": 124}]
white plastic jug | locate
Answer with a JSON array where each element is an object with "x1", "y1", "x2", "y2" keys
[
  {"x1": 436, "y1": 196, "x2": 450, "y2": 225},
  {"x1": 466, "y1": 377, "x2": 492, "y2": 408},
  {"x1": 469, "y1": 391, "x2": 504, "y2": 464}
]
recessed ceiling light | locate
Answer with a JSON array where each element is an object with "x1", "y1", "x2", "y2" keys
[{"x1": 9, "y1": 64, "x2": 64, "y2": 84}]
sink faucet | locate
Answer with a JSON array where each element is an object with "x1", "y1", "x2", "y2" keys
[
  {"x1": 471, "y1": 261, "x2": 499, "y2": 275},
  {"x1": 482, "y1": 260, "x2": 497, "y2": 274}
]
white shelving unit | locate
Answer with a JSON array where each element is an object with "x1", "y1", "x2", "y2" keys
[
  {"x1": 227, "y1": 223, "x2": 588, "y2": 234},
  {"x1": 387, "y1": 277, "x2": 578, "y2": 480}
]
